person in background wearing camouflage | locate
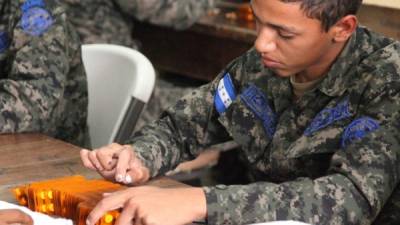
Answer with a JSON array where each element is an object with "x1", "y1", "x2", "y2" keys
[
  {"x1": 0, "y1": 0, "x2": 88, "y2": 147},
  {"x1": 82, "y1": 0, "x2": 400, "y2": 224},
  {"x1": 62, "y1": 0, "x2": 216, "y2": 47},
  {"x1": 61, "y1": 0, "x2": 216, "y2": 131},
  {"x1": 64, "y1": 0, "x2": 222, "y2": 173}
]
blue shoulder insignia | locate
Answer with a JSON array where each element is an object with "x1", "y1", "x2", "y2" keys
[
  {"x1": 341, "y1": 117, "x2": 379, "y2": 148},
  {"x1": 241, "y1": 84, "x2": 276, "y2": 138},
  {"x1": 21, "y1": 0, "x2": 46, "y2": 13},
  {"x1": 20, "y1": 7, "x2": 53, "y2": 36},
  {"x1": 214, "y1": 73, "x2": 237, "y2": 114},
  {"x1": 304, "y1": 99, "x2": 351, "y2": 136},
  {"x1": 0, "y1": 32, "x2": 10, "y2": 53}
]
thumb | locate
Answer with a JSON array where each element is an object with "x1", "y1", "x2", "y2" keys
[{"x1": 127, "y1": 155, "x2": 150, "y2": 185}]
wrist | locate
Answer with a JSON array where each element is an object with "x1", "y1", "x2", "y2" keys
[
  {"x1": 131, "y1": 143, "x2": 157, "y2": 177},
  {"x1": 190, "y1": 187, "x2": 207, "y2": 220}
]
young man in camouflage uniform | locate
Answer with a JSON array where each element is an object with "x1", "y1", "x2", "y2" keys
[
  {"x1": 82, "y1": 0, "x2": 400, "y2": 224},
  {"x1": 0, "y1": 0, "x2": 88, "y2": 147}
]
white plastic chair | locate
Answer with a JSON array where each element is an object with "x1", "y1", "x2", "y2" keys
[{"x1": 81, "y1": 44, "x2": 156, "y2": 148}]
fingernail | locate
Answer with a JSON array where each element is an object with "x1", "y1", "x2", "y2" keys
[
  {"x1": 125, "y1": 175, "x2": 132, "y2": 184},
  {"x1": 96, "y1": 164, "x2": 103, "y2": 171},
  {"x1": 165, "y1": 171, "x2": 173, "y2": 176},
  {"x1": 110, "y1": 204, "x2": 124, "y2": 211},
  {"x1": 86, "y1": 219, "x2": 90, "y2": 225},
  {"x1": 116, "y1": 174, "x2": 123, "y2": 182}
]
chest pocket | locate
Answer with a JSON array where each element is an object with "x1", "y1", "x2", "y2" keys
[
  {"x1": 217, "y1": 84, "x2": 276, "y2": 163},
  {"x1": 287, "y1": 98, "x2": 354, "y2": 158}
]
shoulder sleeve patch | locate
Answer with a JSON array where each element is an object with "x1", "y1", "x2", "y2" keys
[
  {"x1": 214, "y1": 73, "x2": 237, "y2": 114},
  {"x1": 20, "y1": 7, "x2": 54, "y2": 36},
  {"x1": 241, "y1": 84, "x2": 277, "y2": 138},
  {"x1": 21, "y1": 0, "x2": 46, "y2": 13}
]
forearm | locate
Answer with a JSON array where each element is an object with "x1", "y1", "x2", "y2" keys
[
  {"x1": 203, "y1": 122, "x2": 400, "y2": 225},
  {"x1": 204, "y1": 174, "x2": 371, "y2": 225},
  {"x1": 129, "y1": 117, "x2": 186, "y2": 177},
  {"x1": 129, "y1": 81, "x2": 231, "y2": 177}
]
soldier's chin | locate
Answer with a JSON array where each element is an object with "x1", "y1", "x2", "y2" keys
[{"x1": 271, "y1": 68, "x2": 293, "y2": 78}]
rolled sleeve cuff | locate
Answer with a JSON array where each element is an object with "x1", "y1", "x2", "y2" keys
[
  {"x1": 131, "y1": 140, "x2": 161, "y2": 178},
  {"x1": 203, "y1": 185, "x2": 234, "y2": 224}
]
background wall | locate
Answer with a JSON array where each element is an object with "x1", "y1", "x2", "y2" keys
[
  {"x1": 363, "y1": 0, "x2": 400, "y2": 10},
  {"x1": 358, "y1": 2, "x2": 400, "y2": 40}
]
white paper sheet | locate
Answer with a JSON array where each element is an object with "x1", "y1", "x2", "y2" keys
[{"x1": 0, "y1": 201, "x2": 73, "y2": 225}]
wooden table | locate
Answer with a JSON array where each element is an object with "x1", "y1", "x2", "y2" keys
[
  {"x1": 0, "y1": 134, "x2": 186, "y2": 203},
  {"x1": 0, "y1": 134, "x2": 101, "y2": 203},
  {"x1": 0, "y1": 134, "x2": 202, "y2": 224}
]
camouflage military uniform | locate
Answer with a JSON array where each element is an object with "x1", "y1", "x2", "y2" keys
[
  {"x1": 62, "y1": 0, "x2": 216, "y2": 131},
  {"x1": 61, "y1": 0, "x2": 216, "y2": 47},
  {"x1": 134, "y1": 78, "x2": 198, "y2": 132},
  {"x1": 128, "y1": 26, "x2": 400, "y2": 224},
  {"x1": 60, "y1": 0, "x2": 137, "y2": 48},
  {"x1": 0, "y1": 0, "x2": 88, "y2": 147},
  {"x1": 114, "y1": 0, "x2": 216, "y2": 30}
]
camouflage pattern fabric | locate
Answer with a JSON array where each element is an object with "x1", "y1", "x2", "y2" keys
[
  {"x1": 128, "y1": 26, "x2": 400, "y2": 224},
  {"x1": 0, "y1": 0, "x2": 88, "y2": 147},
  {"x1": 61, "y1": 0, "x2": 138, "y2": 48},
  {"x1": 134, "y1": 78, "x2": 197, "y2": 132},
  {"x1": 114, "y1": 0, "x2": 216, "y2": 30},
  {"x1": 373, "y1": 186, "x2": 400, "y2": 224},
  {"x1": 61, "y1": 0, "x2": 216, "y2": 132},
  {"x1": 61, "y1": 0, "x2": 216, "y2": 47}
]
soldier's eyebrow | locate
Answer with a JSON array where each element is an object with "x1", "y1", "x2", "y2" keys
[{"x1": 251, "y1": 5, "x2": 300, "y2": 34}]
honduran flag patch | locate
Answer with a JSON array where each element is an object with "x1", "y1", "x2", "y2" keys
[
  {"x1": 214, "y1": 73, "x2": 237, "y2": 114},
  {"x1": 20, "y1": 0, "x2": 53, "y2": 36}
]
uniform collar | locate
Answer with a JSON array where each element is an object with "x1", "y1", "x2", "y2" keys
[{"x1": 317, "y1": 28, "x2": 360, "y2": 97}]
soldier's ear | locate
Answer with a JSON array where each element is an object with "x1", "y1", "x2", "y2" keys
[{"x1": 331, "y1": 15, "x2": 358, "y2": 43}]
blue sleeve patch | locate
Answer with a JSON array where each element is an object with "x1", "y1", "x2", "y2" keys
[
  {"x1": 0, "y1": 32, "x2": 10, "y2": 53},
  {"x1": 21, "y1": 0, "x2": 46, "y2": 13},
  {"x1": 20, "y1": 7, "x2": 53, "y2": 36},
  {"x1": 341, "y1": 117, "x2": 379, "y2": 148},
  {"x1": 304, "y1": 99, "x2": 351, "y2": 136},
  {"x1": 241, "y1": 84, "x2": 276, "y2": 138},
  {"x1": 214, "y1": 73, "x2": 237, "y2": 114}
]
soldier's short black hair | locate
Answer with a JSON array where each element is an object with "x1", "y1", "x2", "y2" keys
[{"x1": 280, "y1": 0, "x2": 363, "y2": 31}]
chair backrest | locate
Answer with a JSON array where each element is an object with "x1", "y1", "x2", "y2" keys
[{"x1": 81, "y1": 44, "x2": 156, "y2": 148}]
